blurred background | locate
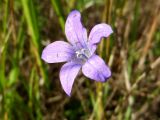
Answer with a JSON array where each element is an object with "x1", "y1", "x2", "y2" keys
[{"x1": 0, "y1": 0, "x2": 160, "y2": 120}]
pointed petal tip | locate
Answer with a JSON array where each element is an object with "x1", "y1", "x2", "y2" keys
[
  {"x1": 103, "y1": 23, "x2": 113, "y2": 34},
  {"x1": 94, "y1": 71, "x2": 112, "y2": 83},
  {"x1": 103, "y1": 73, "x2": 112, "y2": 82},
  {"x1": 41, "y1": 41, "x2": 74, "y2": 63},
  {"x1": 88, "y1": 23, "x2": 113, "y2": 54},
  {"x1": 60, "y1": 62, "x2": 81, "y2": 97},
  {"x1": 62, "y1": 87, "x2": 71, "y2": 96},
  {"x1": 103, "y1": 65, "x2": 112, "y2": 81},
  {"x1": 41, "y1": 48, "x2": 53, "y2": 63},
  {"x1": 41, "y1": 49, "x2": 48, "y2": 62},
  {"x1": 69, "y1": 9, "x2": 80, "y2": 15},
  {"x1": 61, "y1": 85, "x2": 71, "y2": 96},
  {"x1": 110, "y1": 27, "x2": 113, "y2": 34},
  {"x1": 66, "y1": 92, "x2": 71, "y2": 97},
  {"x1": 65, "y1": 9, "x2": 87, "y2": 48},
  {"x1": 67, "y1": 10, "x2": 81, "y2": 20},
  {"x1": 82, "y1": 55, "x2": 112, "y2": 82}
]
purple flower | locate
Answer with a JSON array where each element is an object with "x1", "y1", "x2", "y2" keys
[{"x1": 41, "y1": 10, "x2": 113, "y2": 96}]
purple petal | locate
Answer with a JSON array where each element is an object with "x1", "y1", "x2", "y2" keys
[
  {"x1": 88, "y1": 23, "x2": 113, "y2": 53},
  {"x1": 41, "y1": 41, "x2": 74, "y2": 63},
  {"x1": 65, "y1": 10, "x2": 87, "y2": 48},
  {"x1": 60, "y1": 62, "x2": 81, "y2": 96},
  {"x1": 82, "y1": 54, "x2": 111, "y2": 82}
]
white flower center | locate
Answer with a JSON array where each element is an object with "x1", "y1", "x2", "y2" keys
[{"x1": 75, "y1": 48, "x2": 91, "y2": 61}]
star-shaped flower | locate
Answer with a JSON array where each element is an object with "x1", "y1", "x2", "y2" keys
[{"x1": 41, "y1": 10, "x2": 113, "y2": 96}]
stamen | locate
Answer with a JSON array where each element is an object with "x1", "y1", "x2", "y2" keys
[{"x1": 75, "y1": 48, "x2": 91, "y2": 62}]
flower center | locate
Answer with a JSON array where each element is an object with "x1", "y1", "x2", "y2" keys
[{"x1": 75, "y1": 48, "x2": 91, "y2": 61}]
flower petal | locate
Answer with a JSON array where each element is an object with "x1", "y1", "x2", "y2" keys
[
  {"x1": 65, "y1": 10, "x2": 87, "y2": 48},
  {"x1": 88, "y1": 23, "x2": 113, "y2": 53},
  {"x1": 60, "y1": 62, "x2": 81, "y2": 96},
  {"x1": 82, "y1": 54, "x2": 111, "y2": 82},
  {"x1": 41, "y1": 41, "x2": 74, "y2": 63}
]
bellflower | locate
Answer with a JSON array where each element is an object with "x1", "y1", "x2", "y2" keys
[{"x1": 41, "y1": 10, "x2": 113, "y2": 96}]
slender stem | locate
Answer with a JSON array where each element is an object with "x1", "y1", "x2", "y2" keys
[{"x1": 96, "y1": 0, "x2": 112, "y2": 120}]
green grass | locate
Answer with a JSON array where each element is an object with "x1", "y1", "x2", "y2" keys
[{"x1": 0, "y1": 0, "x2": 160, "y2": 120}]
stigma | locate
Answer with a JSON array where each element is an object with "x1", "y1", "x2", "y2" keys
[{"x1": 75, "y1": 48, "x2": 91, "y2": 61}]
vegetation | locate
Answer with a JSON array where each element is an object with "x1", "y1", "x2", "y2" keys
[{"x1": 0, "y1": 0, "x2": 160, "y2": 119}]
